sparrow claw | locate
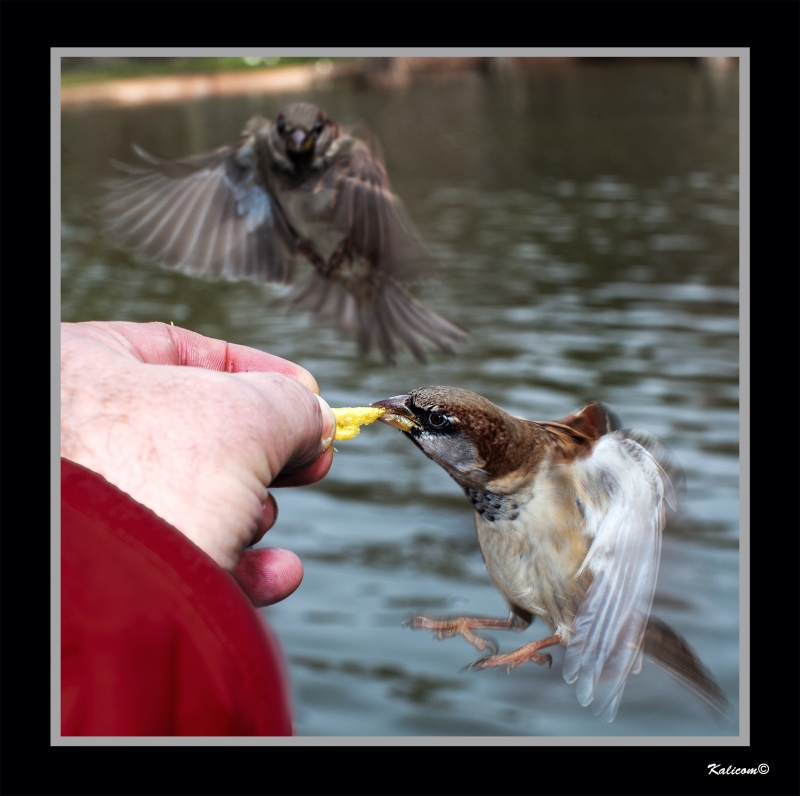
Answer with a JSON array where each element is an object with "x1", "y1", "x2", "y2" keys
[
  {"x1": 463, "y1": 644, "x2": 557, "y2": 673},
  {"x1": 462, "y1": 654, "x2": 518, "y2": 673},
  {"x1": 463, "y1": 656, "x2": 493, "y2": 673}
]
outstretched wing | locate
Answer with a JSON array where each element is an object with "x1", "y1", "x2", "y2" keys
[
  {"x1": 562, "y1": 432, "x2": 673, "y2": 723},
  {"x1": 100, "y1": 135, "x2": 296, "y2": 284},
  {"x1": 299, "y1": 135, "x2": 424, "y2": 280}
]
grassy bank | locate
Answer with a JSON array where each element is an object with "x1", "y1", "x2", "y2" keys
[{"x1": 60, "y1": 57, "x2": 343, "y2": 87}]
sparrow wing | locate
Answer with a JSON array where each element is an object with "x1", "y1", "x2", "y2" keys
[
  {"x1": 557, "y1": 402, "x2": 622, "y2": 439},
  {"x1": 299, "y1": 137, "x2": 423, "y2": 280},
  {"x1": 100, "y1": 136, "x2": 296, "y2": 284},
  {"x1": 620, "y1": 428, "x2": 685, "y2": 505},
  {"x1": 562, "y1": 433, "x2": 670, "y2": 723}
]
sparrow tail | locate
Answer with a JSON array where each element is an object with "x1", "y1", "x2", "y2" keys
[
  {"x1": 643, "y1": 616, "x2": 731, "y2": 719},
  {"x1": 286, "y1": 271, "x2": 468, "y2": 364}
]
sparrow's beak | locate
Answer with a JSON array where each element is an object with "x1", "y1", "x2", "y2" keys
[
  {"x1": 370, "y1": 395, "x2": 419, "y2": 432},
  {"x1": 289, "y1": 128, "x2": 311, "y2": 152}
]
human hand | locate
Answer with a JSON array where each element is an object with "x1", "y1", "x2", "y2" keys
[{"x1": 60, "y1": 321, "x2": 336, "y2": 606}]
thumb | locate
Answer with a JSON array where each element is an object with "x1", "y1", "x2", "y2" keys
[{"x1": 234, "y1": 372, "x2": 336, "y2": 479}]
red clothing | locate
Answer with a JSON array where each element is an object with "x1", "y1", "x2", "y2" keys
[{"x1": 61, "y1": 459, "x2": 293, "y2": 735}]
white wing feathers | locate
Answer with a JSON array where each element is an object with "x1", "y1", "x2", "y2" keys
[{"x1": 562, "y1": 433, "x2": 671, "y2": 723}]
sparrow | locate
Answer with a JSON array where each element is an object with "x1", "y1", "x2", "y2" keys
[
  {"x1": 371, "y1": 387, "x2": 728, "y2": 722},
  {"x1": 100, "y1": 102, "x2": 468, "y2": 364}
]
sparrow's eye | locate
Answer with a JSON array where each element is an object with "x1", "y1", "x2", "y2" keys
[
  {"x1": 276, "y1": 118, "x2": 286, "y2": 135},
  {"x1": 311, "y1": 121, "x2": 324, "y2": 135},
  {"x1": 428, "y1": 412, "x2": 450, "y2": 430}
]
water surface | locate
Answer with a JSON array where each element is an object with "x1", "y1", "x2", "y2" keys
[{"x1": 61, "y1": 60, "x2": 740, "y2": 737}]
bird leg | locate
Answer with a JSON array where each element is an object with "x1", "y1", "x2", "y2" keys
[
  {"x1": 296, "y1": 237, "x2": 353, "y2": 278},
  {"x1": 466, "y1": 634, "x2": 562, "y2": 673},
  {"x1": 403, "y1": 612, "x2": 531, "y2": 656},
  {"x1": 297, "y1": 240, "x2": 328, "y2": 273},
  {"x1": 324, "y1": 236, "x2": 354, "y2": 276}
]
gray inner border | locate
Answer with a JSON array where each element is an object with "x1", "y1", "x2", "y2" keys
[{"x1": 52, "y1": 46, "x2": 749, "y2": 747}]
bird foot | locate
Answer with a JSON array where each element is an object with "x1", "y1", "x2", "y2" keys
[
  {"x1": 467, "y1": 651, "x2": 552, "y2": 673},
  {"x1": 465, "y1": 635, "x2": 561, "y2": 674},
  {"x1": 403, "y1": 615, "x2": 499, "y2": 654}
]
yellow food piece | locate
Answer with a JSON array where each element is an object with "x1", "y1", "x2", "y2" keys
[{"x1": 332, "y1": 406, "x2": 387, "y2": 440}]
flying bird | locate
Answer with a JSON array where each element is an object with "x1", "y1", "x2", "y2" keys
[
  {"x1": 101, "y1": 103, "x2": 468, "y2": 363},
  {"x1": 371, "y1": 387, "x2": 728, "y2": 722}
]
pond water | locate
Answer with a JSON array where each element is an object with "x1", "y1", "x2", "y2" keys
[{"x1": 61, "y1": 59, "x2": 740, "y2": 737}]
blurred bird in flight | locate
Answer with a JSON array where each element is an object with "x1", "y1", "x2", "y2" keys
[{"x1": 101, "y1": 102, "x2": 468, "y2": 364}]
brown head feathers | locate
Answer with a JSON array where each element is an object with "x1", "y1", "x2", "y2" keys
[{"x1": 405, "y1": 387, "x2": 618, "y2": 480}]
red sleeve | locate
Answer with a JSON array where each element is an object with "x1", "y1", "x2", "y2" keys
[{"x1": 61, "y1": 459, "x2": 293, "y2": 736}]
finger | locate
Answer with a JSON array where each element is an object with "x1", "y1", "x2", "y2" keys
[
  {"x1": 100, "y1": 321, "x2": 320, "y2": 393},
  {"x1": 234, "y1": 547, "x2": 304, "y2": 607},
  {"x1": 271, "y1": 446, "x2": 334, "y2": 488},
  {"x1": 230, "y1": 380, "x2": 335, "y2": 478},
  {"x1": 249, "y1": 492, "x2": 279, "y2": 547},
  {"x1": 74, "y1": 321, "x2": 337, "y2": 475}
]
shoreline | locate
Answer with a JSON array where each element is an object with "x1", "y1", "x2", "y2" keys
[
  {"x1": 60, "y1": 56, "x2": 738, "y2": 110},
  {"x1": 59, "y1": 57, "x2": 567, "y2": 109},
  {"x1": 60, "y1": 62, "x2": 358, "y2": 109}
]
